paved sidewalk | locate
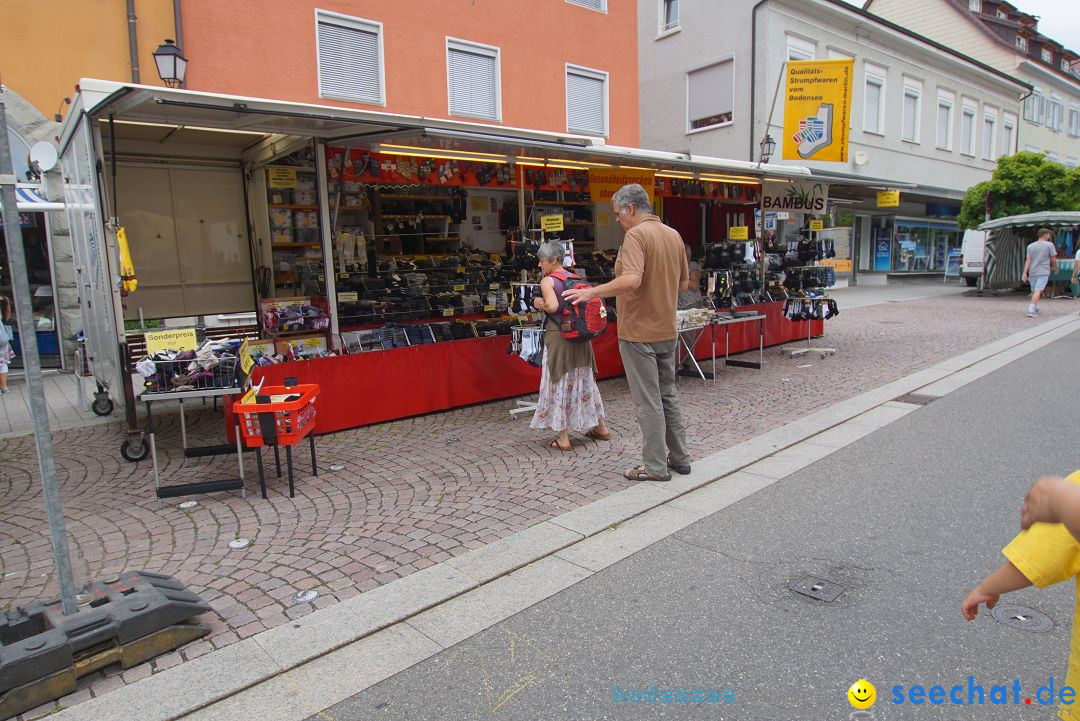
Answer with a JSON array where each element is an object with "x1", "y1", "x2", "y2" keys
[
  {"x1": 2, "y1": 288, "x2": 1076, "y2": 720},
  {"x1": 0, "y1": 371, "x2": 106, "y2": 438}
]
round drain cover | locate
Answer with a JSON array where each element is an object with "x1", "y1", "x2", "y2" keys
[
  {"x1": 179, "y1": 500, "x2": 198, "y2": 509},
  {"x1": 991, "y1": 604, "x2": 1053, "y2": 633},
  {"x1": 293, "y1": 589, "x2": 318, "y2": 604},
  {"x1": 24, "y1": 638, "x2": 47, "y2": 650},
  {"x1": 329, "y1": 464, "x2": 345, "y2": 472},
  {"x1": 229, "y1": 538, "x2": 252, "y2": 550}
]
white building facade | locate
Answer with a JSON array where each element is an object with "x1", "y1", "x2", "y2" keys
[
  {"x1": 638, "y1": 0, "x2": 1029, "y2": 274},
  {"x1": 866, "y1": 0, "x2": 1080, "y2": 169}
]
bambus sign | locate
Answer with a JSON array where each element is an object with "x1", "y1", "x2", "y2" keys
[{"x1": 761, "y1": 181, "x2": 829, "y2": 214}]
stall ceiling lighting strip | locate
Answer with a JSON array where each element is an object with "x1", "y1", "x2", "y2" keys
[
  {"x1": 656, "y1": 171, "x2": 695, "y2": 179},
  {"x1": 103, "y1": 119, "x2": 267, "y2": 136},
  {"x1": 375, "y1": 149, "x2": 507, "y2": 164},
  {"x1": 377, "y1": 143, "x2": 508, "y2": 160}
]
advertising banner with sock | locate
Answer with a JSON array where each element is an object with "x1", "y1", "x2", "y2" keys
[{"x1": 781, "y1": 59, "x2": 854, "y2": 163}]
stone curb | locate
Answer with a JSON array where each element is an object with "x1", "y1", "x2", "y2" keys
[{"x1": 48, "y1": 315, "x2": 1080, "y2": 721}]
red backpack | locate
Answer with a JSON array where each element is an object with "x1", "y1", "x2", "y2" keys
[{"x1": 549, "y1": 270, "x2": 608, "y2": 343}]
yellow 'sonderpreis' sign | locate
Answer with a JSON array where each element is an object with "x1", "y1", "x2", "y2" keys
[
  {"x1": 729, "y1": 226, "x2": 749, "y2": 240},
  {"x1": 877, "y1": 190, "x2": 901, "y2": 207},
  {"x1": 540, "y1": 215, "x2": 564, "y2": 232},
  {"x1": 782, "y1": 59, "x2": 854, "y2": 163},
  {"x1": 589, "y1": 168, "x2": 656, "y2": 207},
  {"x1": 809, "y1": 220, "x2": 824, "y2": 231},
  {"x1": 145, "y1": 328, "x2": 198, "y2": 356}
]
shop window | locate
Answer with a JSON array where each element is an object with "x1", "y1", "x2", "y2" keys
[
  {"x1": 1001, "y1": 113, "x2": 1016, "y2": 155},
  {"x1": 960, "y1": 99, "x2": 977, "y2": 156},
  {"x1": 566, "y1": 65, "x2": 608, "y2": 137},
  {"x1": 446, "y1": 39, "x2": 501, "y2": 121},
  {"x1": 871, "y1": 216, "x2": 894, "y2": 272},
  {"x1": 892, "y1": 220, "x2": 959, "y2": 273},
  {"x1": 936, "y1": 90, "x2": 954, "y2": 150},
  {"x1": 687, "y1": 58, "x2": 733, "y2": 132},
  {"x1": 901, "y1": 78, "x2": 922, "y2": 143},
  {"x1": 982, "y1": 108, "x2": 997, "y2": 160},
  {"x1": 660, "y1": 0, "x2": 679, "y2": 32},
  {"x1": 787, "y1": 34, "x2": 816, "y2": 62},
  {"x1": 863, "y1": 63, "x2": 886, "y2": 135},
  {"x1": 566, "y1": 0, "x2": 606, "y2": 11},
  {"x1": 315, "y1": 11, "x2": 384, "y2": 105}
]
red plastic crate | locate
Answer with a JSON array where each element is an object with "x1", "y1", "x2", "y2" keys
[{"x1": 235, "y1": 384, "x2": 319, "y2": 448}]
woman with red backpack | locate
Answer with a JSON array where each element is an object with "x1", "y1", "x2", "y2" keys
[{"x1": 529, "y1": 241, "x2": 610, "y2": 451}]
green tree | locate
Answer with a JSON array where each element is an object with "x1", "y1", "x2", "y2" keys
[{"x1": 957, "y1": 152, "x2": 1080, "y2": 230}]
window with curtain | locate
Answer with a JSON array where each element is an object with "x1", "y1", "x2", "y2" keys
[
  {"x1": 1001, "y1": 113, "x2": 1016, "y2": 155},
  {"x1": 566, "y1": 65, "x2": 607, "y2": 136},
  {"x1": 687, "y1": 59, "x2": 733, "y2": 131},
  {"x1": 446, "y1": 39, "x2": 500, "y2": 120},
  {"x1": 315, "y1": 11, "x2": 384, "y2": 104},
  {"x1": 661, "y1": 0, "x2": 679, "y2": 31},
  {"x1": 982, "y1": 109, "x2": 997, "y2": 159},
  {"x1": 863, "y1": 64, "x2": 886, "y2": 134},
  {"x1": 901, "y1": 78, "x2": 922, "y2": 142},
  {"x1": 936, "y1": 90, "x2": 954, "y2": 149},
  {"x1": 961, "y1": 100, "x2": 977, "y2": 155}
]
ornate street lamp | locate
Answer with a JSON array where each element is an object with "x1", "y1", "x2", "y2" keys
[
  {"x1": 759, "y1": 134, "x2": 776, "y2": 164},
  {"x1": 152, "y1": 39, "x2": 187, "y2": 88}
]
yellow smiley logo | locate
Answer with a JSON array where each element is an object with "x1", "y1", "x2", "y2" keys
[{"x1": 848, "y1": 679, "x2": 876, "y2": 709}]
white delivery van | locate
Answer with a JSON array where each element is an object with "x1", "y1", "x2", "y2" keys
[{"x1": 960, "y1": 229, "x2": 987, "y2": 287}]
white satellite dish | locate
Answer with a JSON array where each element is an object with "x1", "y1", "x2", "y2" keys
[{"x1": 29, "y1": 141, "x2": 58, "y2": 172}]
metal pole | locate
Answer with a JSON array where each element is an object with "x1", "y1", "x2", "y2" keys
[{"x1": 0, "y1": 86, "x2": 78, "y2": 614}]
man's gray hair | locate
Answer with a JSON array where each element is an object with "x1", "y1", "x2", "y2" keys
[
  {"x1": 612, "y1": 183, "x2": 653, "y2": 214},
  {"x1": 537, "y1": 241, "x2": 565, "y2": 263}
]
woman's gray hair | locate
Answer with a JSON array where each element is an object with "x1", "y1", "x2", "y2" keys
[
  {"x1": 537, "y1": 241, "x2": 565, "y2": 263},
  {"x1": 611, "y1": 183, "x2": 653, "y2": 214}
]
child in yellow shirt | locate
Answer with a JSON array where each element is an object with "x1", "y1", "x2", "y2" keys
[{"x1": 963, "y1": 471, "x2": 1080, "y2": 718}]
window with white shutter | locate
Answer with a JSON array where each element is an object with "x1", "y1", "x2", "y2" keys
[
  {"x1": 687, "y1": 58, "x2": 734, "y2": 132},
  {"x1": 315, "y1": 10, "x2": 384, "y2": 105},
  {"x1": 566, "y1": 65, "x2": 608, "y2": 136},
  {"x1": 446, "y1": 39, "x2": 501, "y2": 121},
  {"x1": 566, "y1": 0, "x2": 607, "y2": 11}
]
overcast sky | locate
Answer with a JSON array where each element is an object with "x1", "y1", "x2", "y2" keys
[{"x1": 1017, "y1": 0, "x2": 1080, "y2": 52}]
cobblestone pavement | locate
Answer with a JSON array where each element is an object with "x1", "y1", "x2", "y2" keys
[{"x1": 2, "y1": 289, "x2": 1075, "y2": 719}]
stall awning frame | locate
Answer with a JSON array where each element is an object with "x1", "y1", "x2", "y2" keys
[{"x1": 60, "y1": 78, "x2": 832, "y2": 184}]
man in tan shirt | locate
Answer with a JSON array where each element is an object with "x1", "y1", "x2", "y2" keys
[{"x1": 563, "y1": 183, "x2": 691, "y2": 482}]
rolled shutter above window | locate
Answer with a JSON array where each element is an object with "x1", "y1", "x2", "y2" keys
[
  {"x1": 567, "y1": 68, "x2": 607, "y2": 136},
  {"x1": 316, "y1": 14, "x2": 382, "y2": 104}
]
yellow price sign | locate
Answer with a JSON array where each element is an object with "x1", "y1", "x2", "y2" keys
[
  {"x1": 489, "y1": 282, "x2": 501, "y2": 290},
  {"x1": 453, "y1": 284, "x2": 466, "y2": 292},
  {"x1": 337, "y1": 291, "x2": 358, "y2": 302},
  {"x1": 541, "y1": 214, "x2": 564, "y2": 232},
  {"x1": 268, "y1": 167, "x2": 298, "y2": 189},
  {"x1": 456, "y1": 265, "x2": 466, "y2": 274},
  {"x1": 484, "y1": 305, "x2": 496, "y2": 312},
  {"x1": 442, "y1": 308, "x2": 455, "y2": 317},
  {"x1": 729, "y1": 226, "x2": 749, "y2": 240},
  {"x1": 145, "y1": 328, "x2": 198, "y2": 356},
  {"x1": 809, "y1": 220, "x2": 824, "y2": 231},
  {"x1": 239, "y1": 339, "x2": 254, "y2": 376},
  {"x1": 877, "y1": 190, "x2": 900, "y2": 207}
]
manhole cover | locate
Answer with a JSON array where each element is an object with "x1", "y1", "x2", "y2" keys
[
  {"x1": 893, "y1": 393, "x2": 936, "y2": 405},
  {"x1": 228, "y1": 538, "x2": 252, "y2": 550},
  {"x1": 991, "y1": 604, "x2": 1053, "y2": 633},
  {"x1": 789, "y1": 575, "x2": 846, "y2": 602},
  {"x1": 328, "y1": 464, "x2": 345, "y2": 472},
  {"x1": 178, "y1": 500, "x2": 198, "y2": 509},
  {"x1": 293, "y1": 590, "x2": 319, "y2": 604}
]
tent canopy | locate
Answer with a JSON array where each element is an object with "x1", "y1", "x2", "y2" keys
[{"x1": 978, "y1": 212, "x2": 1080, "y2": 289}]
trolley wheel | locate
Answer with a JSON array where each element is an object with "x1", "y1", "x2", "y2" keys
[
  {"x1": 120, "y1": 437, "x2": 149, "y2": 462},
  {"x1": 92, "y1": 395, "x2": 114, "y2": 416}
]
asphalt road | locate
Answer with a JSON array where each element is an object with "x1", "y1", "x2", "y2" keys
[{"x1": 309, "y1": 327, "x2": 1080, "y2": 721}]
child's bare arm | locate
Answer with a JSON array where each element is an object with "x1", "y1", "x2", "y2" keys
[
  {"x1": 962, "y1": 562, "x2": 1032, "y2": 621},
  {"x1": 1022, "y1": 476, "x2": 1080, "y2": 540}
]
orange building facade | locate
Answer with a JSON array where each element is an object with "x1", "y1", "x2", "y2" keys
[{"x1": 179, "y1": 0, "x2": 639, "y2": 145}]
